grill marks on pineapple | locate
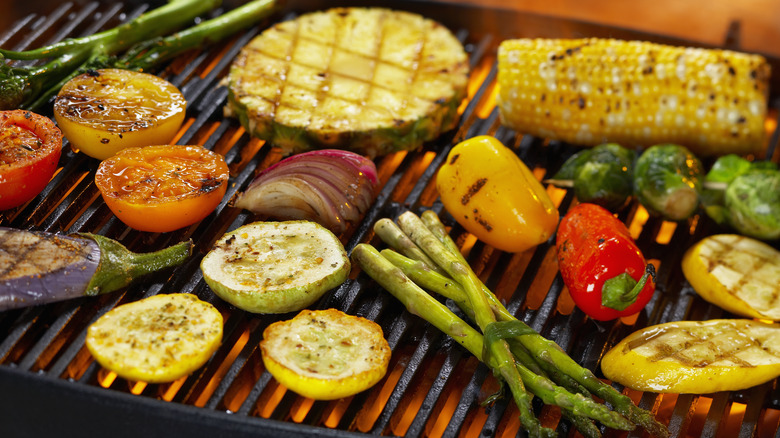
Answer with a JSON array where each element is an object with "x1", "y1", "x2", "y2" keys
[
  {"x1": 702, "y1": 235, "x2": 780, "y2": 314},
  {"x1": 244, "y1": 9, "x2": 428, "y2": 124},
  {"x1": 226, "y1": 7, "x2": 468, "y2": 156}
]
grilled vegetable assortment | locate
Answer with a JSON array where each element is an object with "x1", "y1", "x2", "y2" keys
[
  {"x1": 200, "y1": 221, "x2": 350, "y2": 314},
  {"x1": 260, "y1": 308, "x2": 391, "y2": 400},
  {"x1": 0, "y1": 228, "x2": 192, "y2": 311},
  {"x1": 86, "y1": 293, "x2": 223, "y2": 383},
  {"x1": 234, "y1": 149, "x2": 379, "y2": 234},
  {"x1": 602, "y1": 319, "x2": 780, "y2": 393},
  {"x1": 497, "y1": 37, "x2": 771, "y2": 157},
  {"x1": 682, "y1": 234, "x2": 780, "y2": 320},
  {"x1": 54, "y1": 69, "x2": 186, "y2": 160},
  {"x1": 0, "y1": 110, "x2": 62, "y2": 210},
  {"x1": 2, "y1": 1, "x2": 780, "y2": 435},
  {"x1": 557, "y1": 203, "x2": 656, "y2": 321},
  {"x1": 353, "y1": 210, "x2": 669, "y2": 438},
  {"x1": 95, "y1": 145, "x2": 229, "y2": 233},
  {"x1": 225, "y1": 7, "x2": 469, "y2": 157},
  {"x1": 435, "y1": 135, "x2": 559, "y2": 253}
]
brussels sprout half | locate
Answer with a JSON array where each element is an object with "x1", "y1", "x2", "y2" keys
[{"x1": 633, "y1": 144, "x2": 704, "y2": 221}]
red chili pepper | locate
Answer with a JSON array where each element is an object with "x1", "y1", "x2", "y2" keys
[{"x1": 556, "y1": 203, "x2": 656, "y2": 321}]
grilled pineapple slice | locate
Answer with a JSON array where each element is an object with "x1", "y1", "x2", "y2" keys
[
  {"x1": 225, "y1": 7, "x2": 469, "y2": 157},
  {"x1": 682, "y1": 234, "x2": 780, "y2": 320},
  {"x1": 602, "y1": 319, "x2": 780, "y2": 393}
]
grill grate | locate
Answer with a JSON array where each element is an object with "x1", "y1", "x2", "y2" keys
[{"x1": 1, "y1": 1, "x2": 780, "y2": 438}]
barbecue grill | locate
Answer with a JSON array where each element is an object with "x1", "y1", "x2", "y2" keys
[{"x1": 1, "y1": 1, "x2": 779, "y2": 437}]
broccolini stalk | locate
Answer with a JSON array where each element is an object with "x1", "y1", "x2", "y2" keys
[
  {"x1": 115, "y1": 0, "x2": 276, "y2": 72},
  {"x1": 0, "y1": 0, "x2": 275, "y2": 110}
]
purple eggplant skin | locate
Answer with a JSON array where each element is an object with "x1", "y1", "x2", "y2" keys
[{"x1": 0, "y1": 228, "x2": 193, "y2": 311}]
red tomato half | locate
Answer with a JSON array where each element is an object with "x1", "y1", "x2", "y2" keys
[{"x1": 0, "y1": 110, "x2": 62, "y2": 210}]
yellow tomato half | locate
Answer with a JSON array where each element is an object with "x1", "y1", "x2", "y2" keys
[
  {"x1": 436, "y1": 135, "x2": 559, "y2": 253},
  {"x1": 95, "y1": 145, "x2": 229, "y2": 233},
  {"x1": 54, "y1": 68, "x2": 186, "y2": 160}
]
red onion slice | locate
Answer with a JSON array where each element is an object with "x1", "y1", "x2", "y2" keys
[{"x1": 234, "y1": 150, "x2": 378, "y2": 233}]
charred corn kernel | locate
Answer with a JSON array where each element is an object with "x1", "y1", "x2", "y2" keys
[
  {"x1": 435, "y1": 135, "x2": 559, "y2": 253},
  {"x1": 497, "y1": 38, "x2": 771, "y2": 157}
]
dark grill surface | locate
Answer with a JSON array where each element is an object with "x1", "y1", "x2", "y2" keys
[{"x1": 1, "y1": 1, "x2": 779, "y2": 438}]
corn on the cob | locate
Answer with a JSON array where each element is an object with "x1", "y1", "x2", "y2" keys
[{"x1": 496, "y1": 38, "x2": 771, "y2": 157}]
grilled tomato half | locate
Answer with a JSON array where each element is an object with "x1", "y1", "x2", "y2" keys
[
  {"x1": 95, "y1": 145, "x2": 229, "y2": 232},
  {"x1": 260, "y1": 308, "x2": 391, "y2": 400},
  {"x1": 86, "y1": 293, "x2": 223, "y2": 383},
  {"x1": 0, "y1": 110, "x2": 62, "y2": 210},
  {"x1": 54, "y1": 68, "x2": 186, "y2": 160}
]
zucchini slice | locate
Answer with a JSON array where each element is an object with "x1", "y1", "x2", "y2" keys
[
  {"x1": 225, "y1": 7, "x2": 469, "y2": 157},
  {"x1": 260, "y1": 308, "x2": 391, "y2": 400},
  {"x1": 601, "y1": 319, "x2": 780, "y2": 393},
  {"x1": 201, "y1": 221, "x2": 350, "y2": 314},
  {"x1": 86, "y1": 293, "x2": 223, "y2": 383}
]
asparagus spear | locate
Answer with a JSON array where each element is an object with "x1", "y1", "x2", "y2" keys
[
  {"x1": 352, "y1": 244, "x2": 633, "y2": 435},
  {"x1": 374, "y1": 218, "x2": 448, "y2": 276},
  {"x1": 375, "y1": 250, "x2": 604, "y2": 436},
  {"x1": 391, "y1": 212, "x2": 552, "y2": 437},
  {"x1": 366, "y1": 211, "x2": 669, "y2": 437},
  {"x1": 420, "y1": 210, "x2": 668, "y2": 438},
  {"x1": 381, "y1": 248, "x2": 591, "y2": 398}
]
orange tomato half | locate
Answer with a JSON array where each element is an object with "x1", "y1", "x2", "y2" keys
[{"x1": 95, "y1": 145, "x2": 229, "y2": 232}]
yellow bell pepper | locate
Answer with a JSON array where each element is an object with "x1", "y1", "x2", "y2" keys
[
  {"x1": 435, "y1": 135, "x2": 559, "y2": 253},
  {"x1": 681, "y1": 234, "x2": 780, "y2": 321}
]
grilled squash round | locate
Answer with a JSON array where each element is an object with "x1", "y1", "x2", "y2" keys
[
  {"x1": 225, "y1": 7, "x2": 469, "y2": 157},
  {"x1": 601, "y1": 319, "x2": 780, "y2": 393},
  {"x1": 200, "y1": 221, "x2": 350, "y2": 314},
  {"x1": 86, "y1": 293, "x2": 223, "y2": 383},
  {"x1": 260, "y1": 308, "x2": 391, "y2": 400},
  {"x1": 682, "y1": 234, "x2": 780, "y2": 320}
]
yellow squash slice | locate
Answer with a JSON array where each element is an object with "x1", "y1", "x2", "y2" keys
[
  {"x1": 86, "y1": 293, "x2": 223, "y2": 383},
  {"x1": 260, "y1": 308, "x2": 391, "y2": 400},
  {"x1": 201, "y1": 221, "x2": 350, "y2": 314},
  {"x1": 682, "y1": 234, "x2": 780, "y2": 320},
  {"x1": 601, "y1": 319, "x2": 780, "y2": 393}
]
